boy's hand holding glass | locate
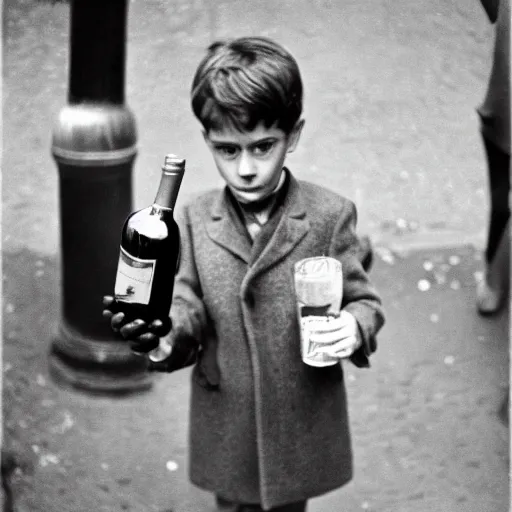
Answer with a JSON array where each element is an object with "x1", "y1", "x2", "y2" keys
[
  {"x1": 304, "y1": 310, "x2": 361, "y2": 360},
  {"x1": 102, "y1": 295, "x2": 172, "y2": 359}
]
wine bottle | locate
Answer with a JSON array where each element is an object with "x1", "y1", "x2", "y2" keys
[{"x1": 113, "y1": 154, "x2": 185, "y2": 361}]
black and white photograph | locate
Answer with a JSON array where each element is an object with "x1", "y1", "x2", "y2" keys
[{"x1": 2, "y1": 0, "x2": 510, "y2": 510}]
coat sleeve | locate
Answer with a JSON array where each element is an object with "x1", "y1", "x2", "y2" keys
[
  {"x1": 328, "y1": 199, "x2": 385, "y2": 368},
  {"x1": 148, "y1": 205, "x2": 207, "y2": 373}
]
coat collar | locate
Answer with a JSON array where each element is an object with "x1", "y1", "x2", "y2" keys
[{"x1": 206, "y1": 171, "x2": 309, "y2": 274}]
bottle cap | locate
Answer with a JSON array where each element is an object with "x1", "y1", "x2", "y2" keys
[{"x1": 163, "y1": 154, "x2": 185, "y2": 173}]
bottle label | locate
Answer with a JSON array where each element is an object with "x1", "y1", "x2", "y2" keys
[{"x1": 114, "y1": 247, "x2": 156, "y2": 305}]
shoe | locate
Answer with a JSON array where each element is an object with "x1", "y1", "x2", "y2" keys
[
  {"x1": 476, "y1": 277, "x2": 503, "y2": 315},
  {"x1": 478, "y1": 220, "x2": 510, "y2": 315}
]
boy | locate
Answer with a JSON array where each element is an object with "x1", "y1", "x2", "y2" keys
[{"x1": 103, "y1": 37, "x2": 384, "y2": 512}]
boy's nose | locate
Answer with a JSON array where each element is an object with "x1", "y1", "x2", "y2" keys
[{"x1": 237, "y1": 152, "x2": 256, "y2": 178}]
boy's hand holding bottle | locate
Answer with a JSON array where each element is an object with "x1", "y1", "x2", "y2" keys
[
  {"x1": 102, "y1": 154, "x2": 185, "y2": 363},
  {"x1": 102, "y1": 296, "x2": 173, "y2": 360}
]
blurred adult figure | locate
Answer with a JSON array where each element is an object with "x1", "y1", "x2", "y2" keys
[{"x1": 476, "y1": 0, "x2": 510, "y2": 315}]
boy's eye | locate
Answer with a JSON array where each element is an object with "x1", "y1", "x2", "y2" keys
[
  {"x1": 215, "y1": 145, "x2": 239, "y2": 159},
  {"x1": 252, "y1": 141, "x2": 275, "y2": 156}
]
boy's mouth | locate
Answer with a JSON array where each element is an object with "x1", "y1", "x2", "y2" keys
[{"x1": 235, "y1": 186, "x2": 261, "y2": 193}]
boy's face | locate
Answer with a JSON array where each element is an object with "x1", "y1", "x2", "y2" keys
[{"x1": 204, "y1": 120, "x2": 304, "y2": 205}]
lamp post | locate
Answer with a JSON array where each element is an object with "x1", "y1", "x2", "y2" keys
[{"x1": 49, "y1": 0, "x2": 152, "y2": 393}]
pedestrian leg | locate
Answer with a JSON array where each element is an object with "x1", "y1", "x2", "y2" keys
[
  {"x1": 477, "y1": 136, "x2": 510, "y2": 314},
  {"x1": 483, "y1": 136, "x2": 510, "y2": 265}
]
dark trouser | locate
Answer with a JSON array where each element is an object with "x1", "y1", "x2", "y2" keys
[
  {"x1": 216, "y1": 496, "x2": 307, "y2": 512},
  {"x1": 482, "y1": 135, "x2": 510, "y2": 263}
]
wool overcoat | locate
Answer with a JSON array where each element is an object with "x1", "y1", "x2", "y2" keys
[{"x1": 156, "y1": 173, "x2": 384, "y2": 510}]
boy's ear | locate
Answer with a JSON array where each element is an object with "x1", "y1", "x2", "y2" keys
[
  {"x1": 202, "y1": 130, "x2": 211, "y2": 146},
  {"x1": 286, "y1": 119, "x2": 305, "y2": 153}
]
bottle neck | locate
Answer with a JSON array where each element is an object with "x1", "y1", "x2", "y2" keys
[{"x1": 153, "y1": 170, "x2": 184, "y2": 211}]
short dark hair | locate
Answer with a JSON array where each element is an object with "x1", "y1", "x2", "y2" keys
[{"x1": 191, "y1": 37, "x2": 303, "y2": 134}]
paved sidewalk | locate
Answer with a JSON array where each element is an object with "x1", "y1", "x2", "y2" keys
[
  {"x1": 3, "y1": 0, "x2": 495, "y2": 256},
  {"x1": 3, "y1": 243, "x2": 509, "y2": 512}
]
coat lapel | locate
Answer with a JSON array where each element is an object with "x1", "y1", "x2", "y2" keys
[
  {"x1": 247, "y1": 175, "x2": 310, "y2": 280},
  {"x1": 205, "y1": 189, "x2": 252, "y2": 264},
  {"x1": 205, "y1": 175, "x2": 310, "y2": 273}
]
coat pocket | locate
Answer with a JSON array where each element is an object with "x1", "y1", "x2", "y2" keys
[{"x1": 192, "y1": 346, "x2": 221, "y2": 390}]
